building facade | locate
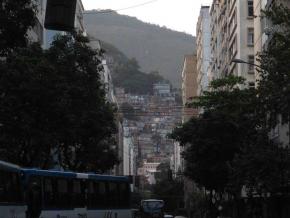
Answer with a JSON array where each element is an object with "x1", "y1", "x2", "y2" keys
[
  {"x1": 28, "y1": 0, "x2": 47, "y2": 47},
  {"x1": 209, "y1": 0, "x2": 255, "y2": 87},
  {"x1": 196, "y1": 6, "x2": 211, "y2": 95},
  {"x1": 181, "y1": 55, "x2": 199, "y2": 122},
  {"x1": 254, "y1": 0, "x2": 290, "y2": 147}
]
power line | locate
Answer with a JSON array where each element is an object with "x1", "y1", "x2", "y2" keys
[{"x1": 83, "y1": 0, "x2": 159, "y2": 15}]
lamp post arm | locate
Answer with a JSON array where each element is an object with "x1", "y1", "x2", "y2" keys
[{"x1": 231, "y1": 59, "x2": 266, "y2": 71}]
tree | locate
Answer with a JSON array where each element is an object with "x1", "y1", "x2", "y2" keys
[
  {"x1": 258, "y1": 3, "x2": 290, "y2": 145},
  {"x1": 0, "y1": 0, "x2": 36, "y2": 56},
  {"x1": 0, "y1": 44, "x2": 56, "y2": 167},
  {"x1": 171, "y1": 72, "x2": 290, "y2": 216},
  {"x1": 0, "y1": 34, "x2": 118, "y2": 172},
  {"x1": 112, "y1": 58, "x2": 165, "y2": 95},
  {"x1": 46, "y1": 34, "x2": 118, "y2": 172},
  {"x1": 152, "y1": 162, "x2": 184, "y2": 214},
  {"x1": 171, "y1": 76, "x2": 259, "y2": 193}
]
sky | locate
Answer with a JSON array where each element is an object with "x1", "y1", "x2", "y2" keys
[{"x1": 82, "y1": 0, "x2": 213, "y2": 36}]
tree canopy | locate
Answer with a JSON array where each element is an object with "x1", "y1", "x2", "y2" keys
[
  {"x1": 0, "y1": 34, "x2": 118, "y2": 172},
  {"x1": 113, "y1": 58, "x2": 166, "y2": 94},
  {"x1": 0, "y1": 0, "x2": 36, "y2": 56},
  {"x1": 258, "y1": 3, "x2": 290, "y2": 137},
  {"x1": 170, "y1": 74, "x2": 290, "y2": 197},
  {"x1": 152, "y1": 162, "x2": 184, "y2": 214},
  {"x1": 101, "y1": 41, "x2": 168, "y2": 94}
]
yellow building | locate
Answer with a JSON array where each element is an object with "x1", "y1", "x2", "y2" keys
[{"x1": 181, "y1": 55, "x2": 199, "y2": 123}]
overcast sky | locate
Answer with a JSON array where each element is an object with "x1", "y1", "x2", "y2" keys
[{"x1": 82, "y1": 0, "x2": 213, "y2": 36}]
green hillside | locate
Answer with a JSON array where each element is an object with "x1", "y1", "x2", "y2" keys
[{"x1": 100, "y1": 40, "x2": 166, "y2": 95}]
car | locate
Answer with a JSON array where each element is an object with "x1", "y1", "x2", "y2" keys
[{"x1": 164, "y1": 215, "x2": 174, "y2": 218}]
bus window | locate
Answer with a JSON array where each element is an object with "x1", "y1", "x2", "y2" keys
[
  {"x1": 43, "y1": 178, "x2": 55, "y2": 208},
  {"x1": 27, "y1": 176, "x2": 42, "y2": 218},
  {"x1": 72, "y1": 179, "x2": 85, "y2": 208},
  {"x1": 96, "y1": 181, "x2": 107, "y2": 208},
  {"x1": 108, "y1": 182, "x2": 118, "y2": 208},
  {"x1": 119, "y1": 182, "x2": 130, "y2": 208},
  {"x1": 56, "y1": 179, "x2": 70, "y2": 208},
  {"x1": 0, "y1": 170, "x2": 23, "y2": 203},
  {"x1": 10, "y1": 172, "x2": 23, "y2": 203},
  {"x1": 87, "y1": 181, "x2": 95, "y2": 208}
]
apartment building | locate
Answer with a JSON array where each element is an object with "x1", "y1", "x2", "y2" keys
[
  {"x1": 209, "y1": 0, "x2": 255, "y2": 87},
  {"x1": 196, "y1": 6, "x2": 211, "y2": 95},
  {"x1": 181, "y1": 55, "x2": 199, "y2": 123},
  {"x1": 180, "y1": 55, "x2": 199, "y2": 217},
  {"x1": 254, "y1": 0, "x2": 290, "y2": 147}
]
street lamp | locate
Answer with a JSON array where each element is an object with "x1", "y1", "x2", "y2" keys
[{"x1": 231, "y1": 58, "x2": 264, "y2": 71}]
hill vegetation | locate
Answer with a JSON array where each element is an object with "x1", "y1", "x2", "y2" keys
[{"x1": 101, "y1": 40, "x2": 167, "y2": 95}]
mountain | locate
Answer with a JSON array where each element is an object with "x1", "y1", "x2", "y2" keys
[{"x1": 84, "y1": 10, "x2": 196, "y2": 88}]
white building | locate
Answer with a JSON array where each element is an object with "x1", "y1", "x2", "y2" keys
[
  {"x1": 196, "y1": 6, "x2": 211, "y2": 95},
  {"x1": 123, "y1": 126, "x2": 135, "y2": 176},
  {"x1": 137, "y1": 160, "x2": 160, "y2": 185},
  {"x1": 170, "y1": 141, "x2": 182, "y2": 178},
  {"x1": 209, "y1": 0, "x2": 255, "y2": 87},
  {"x1": 28, "y1": 0, "x2": 47, "y2": 47},
  {"x1": 153, "y1": 83, "x2": 171, "y2": 96}
]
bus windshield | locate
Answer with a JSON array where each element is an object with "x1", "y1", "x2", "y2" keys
[{"x1": 141, "y1": 200, "x2": 164, "y2": 213}]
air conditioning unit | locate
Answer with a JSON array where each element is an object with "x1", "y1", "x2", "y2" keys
[{"x1": 45, "y1": 0, "x2": 77, "y2": 31}]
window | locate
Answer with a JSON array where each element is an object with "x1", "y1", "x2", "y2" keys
[
  {"x1": 72, "y1": 180, "x2": 85, "y2": 208},
  {"x1": 248, "y1": 0, "x2": 254, "y2": 17},
  {"x1": 56, "y1": 179, "x2": 70, "y2": 208},
  {"x1": 87, "y1": 181, "x2": 96, "y2": 208},
  {"x1": 95, "y1": 181, "x2": 107, "y2": 208},
  {"x1": 248, "y1": 82, "x2": 255, "y2": 88},
  {"x1": 43, "y1": 178, "x2": 55, "y2": 208},
  {"x1": 119, "y1": 183, "x2": 130, "y2": 208},
  {"x1": 247, "y1": 28, "x2": 254, "y2": 46},
  {"x1": 248, "y1": 55, "x2": 255, "y2": 73},
  {"x1": 108, "y1": 182, "x2": 119, "y2": 208},
  {"x1": 0, "y1": 171, "x2": 23, "y2": 203}
]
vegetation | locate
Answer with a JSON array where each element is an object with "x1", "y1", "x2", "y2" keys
[
  {"x1": 0, "y1": 33, "x2": 118, "y2": 172},
  {"x1": 171, "y1": 76, "x2": 260, "y2": 192},
  {"x1": 101, "y1": 41, "x2": 167, "y2": 94},
  {"x1": 171, "y1": 75, "x2": 290, "y2": 216},
  {"x1": 113, "y1": 58, "x2": 165, "y2": 95},
  {"x1": 0, "y1": 0, "x2": 36, "y2": 56},
  {"x1": 152, "y1": 162, "x2": 184, "y2": 214},
  {"x1": 170, "y1": 3, "x2": 290, "y2": 217},
  {"x1": 258, "y1": 3, "x2": 290, "y2": 145}
]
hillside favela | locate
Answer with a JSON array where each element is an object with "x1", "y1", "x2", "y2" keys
[{"x1": 0, "y1": 0, "x2": 290, "y2": 218}]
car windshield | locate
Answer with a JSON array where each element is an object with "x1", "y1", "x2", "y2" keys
[{"x1": 142, "y1": 201, "x2": 164, "y2": 213}]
